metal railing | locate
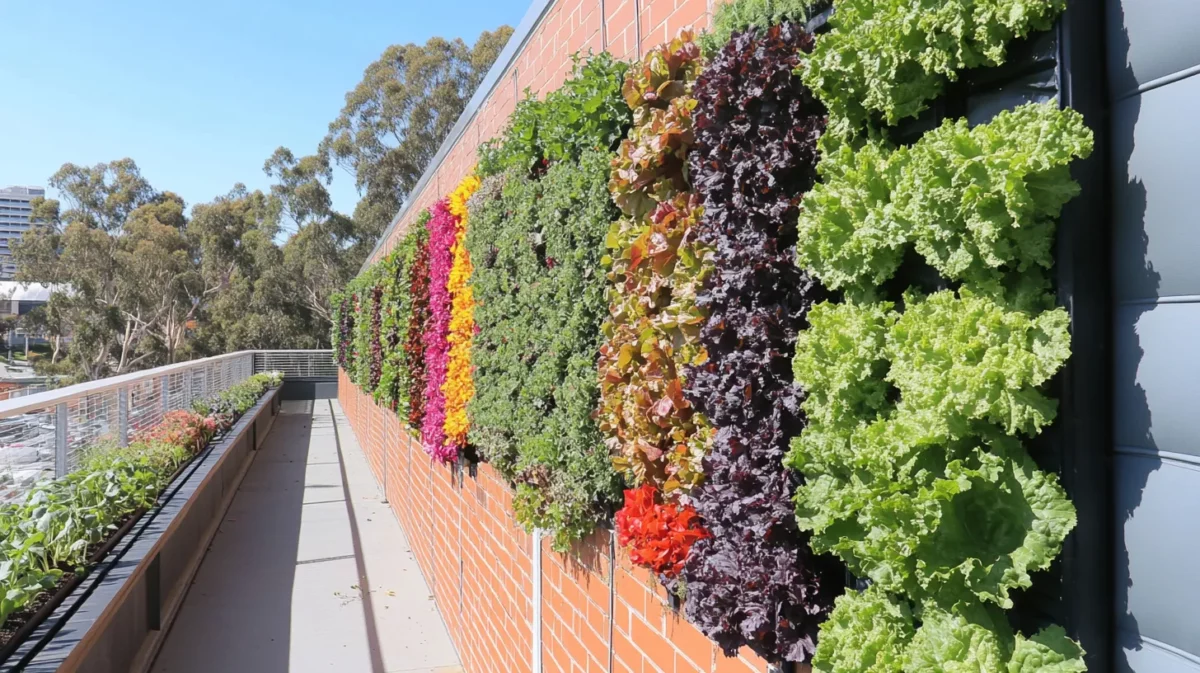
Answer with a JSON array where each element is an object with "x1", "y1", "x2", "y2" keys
[{"x1": 0, "y1": 350, "x2": 334, "y2": 503}]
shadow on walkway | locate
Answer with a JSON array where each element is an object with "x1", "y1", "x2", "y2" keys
[{"x1": 152, "y1": 399, "x2": 461, "y2": 673}]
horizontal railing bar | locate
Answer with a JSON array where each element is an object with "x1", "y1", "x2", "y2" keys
[{"x1": 0, "y1": 350, "x2": 332, "y2": 418}]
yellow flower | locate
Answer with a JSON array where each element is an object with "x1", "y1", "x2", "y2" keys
[{"x1": 443, "y1": 172, "x2": 480, "y2": 448}]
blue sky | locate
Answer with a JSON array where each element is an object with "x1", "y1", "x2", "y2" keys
[{"x1": 0, "y1": 0, "x2": 528, "y2": 216}]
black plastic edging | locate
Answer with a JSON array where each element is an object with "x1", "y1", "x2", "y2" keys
[
  {"x1": 1051, "y1": 2, "x2": 1114, "y2": 670},
  {"x1": 1, "y1": 386, "x2": 280, "y2": 673}
]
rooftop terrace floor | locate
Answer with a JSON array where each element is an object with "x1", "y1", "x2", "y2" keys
[{"x1": 151, "y1": 399, "x2": 461, "y2": 673}]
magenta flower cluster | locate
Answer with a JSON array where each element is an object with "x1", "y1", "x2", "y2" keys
[{"x1": 420, "y1": 198, "x2": 458, "y2": 462}]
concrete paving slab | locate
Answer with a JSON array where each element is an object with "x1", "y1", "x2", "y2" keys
[{"x1": 151, "y1": 399, "x2": 461, "y2": 673}]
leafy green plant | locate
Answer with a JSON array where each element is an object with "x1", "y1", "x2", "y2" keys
[
  {"x1": 796, "y1": 102, "x2": 1093, "y2": 309},
  {"x1": 350, "y1": 268, "x2": 382, "y2": 392},
  {"x1": 812, "y1": 588, "x2": 1085, "y2": 673},
  {"x1": 801, "y1": 0, "x2": 1067, "y2": 137},
  {"x1": 466, "y1": 151, "x2": 622, "y2": 550},
  {"x1": 476, "y1": 53, "x2": 630, "y2": 177},
  {"x1": 698, "y1": 0, "x2": 822, "y2": 55},
  {"x1": 0, "y1": 374, "x2": 276, "y2": 630},
  {"x1": 192, "y1": 372, "x2": 282, "y2": 429},
  {"x1": 788, "y1": 287, "x2": 1082, "y2": 667},
  {"x1": 374, "y1": 215, "x2": 430, "y2": 420}
]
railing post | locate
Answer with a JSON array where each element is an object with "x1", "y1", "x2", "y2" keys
[
  {"x1": 183, "y1": 369, "x2": 193, "y2": 409},
  {"x1": 160, "y1": 374, "x2": 170, "y2": 414},
  {"x1": 55, "y1": 402, "x2": 68, "y2": 477},
  {"x1": 118, "y1": 386, "x2": 129, "y2": 447}
]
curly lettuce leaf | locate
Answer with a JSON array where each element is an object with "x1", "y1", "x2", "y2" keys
[
  {"x1": 887, "y1": 290, "x2": 1072, "y2": 439},
  {"x1": 796, "y1": 141, "x2": 909, "y2": 299},
  {"x1": 1008, "y1": 626, "x2": 1088, "y2": 673},
  {"x1": 899, "y1": 104, "x2": 1094, "y2": 298},
  {"x1": 813, "y1": 586, "x2": 914, "y2": 673},
  {"x1": 794, "y1": 424, "x2": 1076, "y2": 608},
  {"x1": 793, "y1": 300, "x2": 897, "y2": 428},
  {"x1": 795, "y1": 103, "x2": 1092, "y2": 309},
  {"x1": 904, "y1": 602, "x2": 1012, "y2": 673},
  {"x1": 801, "y1": 0, "x2": 1068, "y2": 135}
]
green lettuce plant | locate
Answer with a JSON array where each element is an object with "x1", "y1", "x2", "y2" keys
[
  {"x1": 801, "y1": 0, "x2": 1067, "y2": 137},
  {"x1": 697, "y1": 0, "x2": 822, "y2": 55},
  {"x1": 796, "y1": 102, "x2": 1093, "y2": 309}
]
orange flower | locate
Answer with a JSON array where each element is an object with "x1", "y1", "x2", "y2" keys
[{"x1": 443, "y1": 172, "x2": 480, "y2": 449}]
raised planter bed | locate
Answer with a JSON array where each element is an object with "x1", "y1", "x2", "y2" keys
[{"x1": 0, "y1": 385, "x2": 282, "y2": 673}]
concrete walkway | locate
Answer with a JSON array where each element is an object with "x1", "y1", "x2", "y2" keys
[{"x1": 153, "y1": 399, "x2": 461, "y2": 673}]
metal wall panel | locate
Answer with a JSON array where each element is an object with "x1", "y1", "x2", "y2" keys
[
  {"x1": 1110, "y1": 0, "x2": 1200, "y2": 669},
  {"x1": 1111, "y1": 76, "x2": 1200, "y2": 302},
  {"x1": 1113, "y1": 302, "x2": 1200, "y2": 457},
  {"x1": 1107, "y1": 0, "x2": 1200, "y2": 100},
  {"x1": 1115, "y1": 455, "x2": 1200, "y2": 669}
]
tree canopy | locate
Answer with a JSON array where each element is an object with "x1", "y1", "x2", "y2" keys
[{"x1": 14, "y1": 25, "x2": 511, "y2": 382}]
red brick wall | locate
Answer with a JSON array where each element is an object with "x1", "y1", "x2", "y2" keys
[
  {"x1": 341, "y1": 1, "x2": 794, "y2": 670},
  {"x1": 340, "y1": 370, "x2": 777, "y2": 673}
]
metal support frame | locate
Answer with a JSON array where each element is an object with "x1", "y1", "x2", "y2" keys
[
  {"x1": 160, "y1": 374, "x2": 170, "y2": 415},
  {"x1": 118, "y1": 386, "x2": 129, "y2": 447},
  {"x1": 54, "y1": 402, "x2": 67, "y2": 477},
  {"x1": 532, "y1": 528, "x2": 543, "y2": 672}
]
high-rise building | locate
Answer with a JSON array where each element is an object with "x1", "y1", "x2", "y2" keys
[{"x1": 0, "y1": 186, "x2": 45, "y2": 280}]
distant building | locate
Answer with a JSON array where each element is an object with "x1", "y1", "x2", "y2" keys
[
  {"x1": 0, "y1": 186, "x2": 46, "y2": 280},
  {"x1": 0, "y1": 282, "x2": 57, "y2": 351},
  {"x1": 0, "y1": 281, "x2": 53, "y2": 318}
]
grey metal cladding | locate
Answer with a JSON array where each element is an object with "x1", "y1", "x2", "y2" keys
[
  {"x1": 1119, "y1": 637, "x2": 1200, "y2": 673},
  {"x1": 1111, "y1": 74, "x2": 1200, "y2": 302},
  {"x1": 1114, "y1": 454, "x2": 1200, "y2": 670},
  {"x1": 1107, "y1": 0, "x2": 1200, "y2": 101},
  {"x1": 1113, "y1": 302, "x2": 1200, "y2": 457}
]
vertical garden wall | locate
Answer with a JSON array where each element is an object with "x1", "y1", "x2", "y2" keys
[{"x1": 335, "y1": 0, "x2": 1122, "y2": 670}]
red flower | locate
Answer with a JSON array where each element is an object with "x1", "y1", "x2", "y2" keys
[{"x1": 615, "y1": 484, "x2": 708, "y2": 577}]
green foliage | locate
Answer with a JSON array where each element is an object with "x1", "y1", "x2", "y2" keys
[
  {"x1": 477, "y1": 53, "x2": 631, "y2": 177},
  {"x1": 466, "y1": 151, "x2": 621, "y2": 550},
  {"x1": 191, "y1": 372, "x2": 282, "y2": 427},
  {"x1": 792, "y1": 48, "x2": 1089, "y2": 661},
  {"x1": 812, "y1": 586, "x2": 913, "y2": 673},
  {"x1": 815, "y1": 593, "x2": 1086, "y2": 673},
  {"x1": 698, "y1": 0, "x2": 818, "y2": 55},
  {"x1": 320, "y1": 27, "x2": 514, "y2": 236},
  {"x1": 888, "y1": 290, "x2": 1072, "y2": 439},
  {"x1": 789, "y1": 291, "x2": 1075, "y2": 607},
  {"x1": 374, "y1": 217, "x2": 430, "y2": 417},
  {"x1": 802, "y1": 0, "x2": 1067, "y2": 136},
  {"x1": 346, "y1": 268, "x2": 380, "y2": 391},
  {"x1": 796, "y1": 102, "x2": 1093, "y2": 308}
]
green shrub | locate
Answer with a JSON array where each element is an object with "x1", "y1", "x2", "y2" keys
[
  {"x1": 698, "y1": 0, "x2": 819, "y2": 55},
  {"x1": 476, "y1": 53, "x2": 630, "y2": 177},
  {"x1": 467, "y1": 151, "x2": 622, "y2": 550}
]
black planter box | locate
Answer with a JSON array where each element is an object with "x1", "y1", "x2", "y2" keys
[{"x1": 0, "y1": 387, "x2": 282, "y2": 673}]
